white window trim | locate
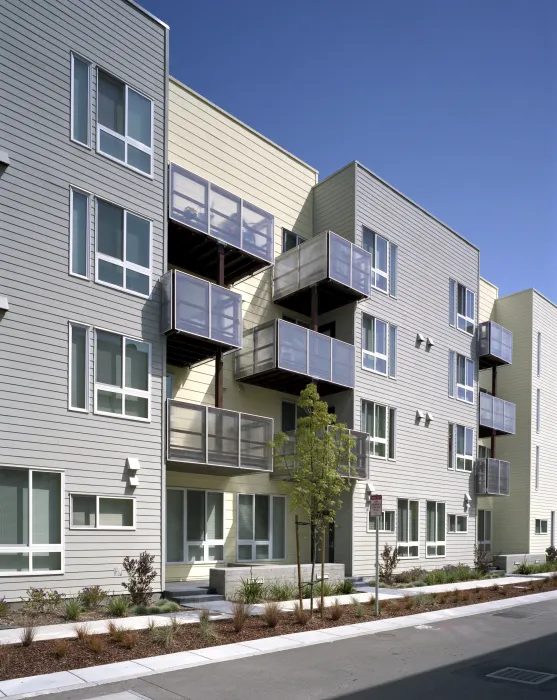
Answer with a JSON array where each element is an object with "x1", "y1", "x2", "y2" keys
[
  {"x1": 0, "y1": 466, "x2": 65, "y2": 577},
  {"x1": 456, "y1": 353, "x2": 475, "y2": 405},
  {"x1": 397, "y1": 499, "x2": 420, "y2": 559},
  {"x1": 93, "y1": 329, "x2": 152, "y2": 423},
  {"x1": 456, "y1": 282, "x2": 476, "y2": 336},
  {"x1": 68, "y1": 321, "x2": 90, "y2": 413},
  {"x1": 70, "y1": 52, "x2": 92, "y2": 149},
  {"x1": 236, "y1": 493, "x2": 287, "y2": 562},
  {"x1": 96, "y1": 67, "x2": 154, "y2": 179},
  {"x1": 535, "y1": 518, "x2": 548, "y2": 535},
  {"x1": 372, "y1": 232, "x2": 389, "y2": 294},
  {"x1": 70, "y1": 493, "x2": 136, "y2": 530},
  {"x1": 455, "y1": 424, "x2": 474, "y2": 473},
  {"x1": 367, "y1": 510, "x2": 395, "y2": 533},
  {"x1": 362, "y1": 400, "x2": 392, "y2": 460},
  {"x1": 361, "y1": 314, "x2": 389, "y2": 377},
  {"x1": 535, "y1": 445, "x2": 540, "y2": 491},
  {"x1": 95, "y1": 198, "x2": 152, "y2": 299},
  {"x1": 165, "y1": 488, "x2": 225, "y2": 564},
  {"x1": 536, "y1": 389, "x2": 541, "y2": 433},
  {"x1": 478, "y1": 510, "x2": 492, "y2": 552},
  {"x1": 426, "y1": 501, "x2": 446, "y2": 558},
  {"x1": 537, "y1": 331, "x2": 541, "y2": 377},
  {"x1": 447, "y1": 514, "x2": 468, "y2": 534},
  {"x1": 69, "y1": 186, "x2": 92, "y2": 280}
]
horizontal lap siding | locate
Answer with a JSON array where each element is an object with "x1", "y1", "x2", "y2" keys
[
  {"x1": 349, "y1": 165, "x2": 480, "y2": 576},
  {"x1": 0, "y1": 0, "x2": 167, "y2": 600},
  {"x1": 312, "y1": 164, "x2": 356, "y2": 241}
]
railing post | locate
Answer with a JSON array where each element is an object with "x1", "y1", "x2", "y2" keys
[
  {"x1": 215, "y1": 244, "x2": 225, "y2": 409},
  {"x1": 490, "y1": 366, "x2": 497, "y2": 458}
]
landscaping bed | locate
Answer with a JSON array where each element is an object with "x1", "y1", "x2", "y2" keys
[
  {"x1": 1, "y1": 576, "x2": 556, "y2": 682},
  {"x1": 371, "y1": 563, "x2": 500, "y2": 589}
]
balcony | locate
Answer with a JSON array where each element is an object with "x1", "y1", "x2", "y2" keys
[
  {"x1": 476, "y1": 458, "x2": 510, "y2": 496},
  {"x1": 273, "y1": 231, "x2": 372, "y2": 314},
  {"x1": 235, "y1": 319, "x2": 355, "y2": 396},
  {"x1": 168, "y1": 164, "x2": 274, "y2": 285},
  {"x1": 478, "y1": 321, "x2": 513, "y2": 369},
  {"x1": 479, "y1": 393, "x2": 516, "y2": 437},
  {"x1": 167, "y1": 400, "x2": 273, "y2": 475},
  {"x1": 161, "y1": 270, "x2": 242, "y2": 367}
]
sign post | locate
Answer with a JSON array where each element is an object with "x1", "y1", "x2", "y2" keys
[{"x1": 369, "y1": 494, "x2": 382, "y2": 616}]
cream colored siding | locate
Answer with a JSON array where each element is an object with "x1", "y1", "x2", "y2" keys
[
  {"x1": 312, "y1": 163, "x2": 356, "y2": 241},
  {"x1": 479, "y1": 278, "x2": 498, "y2": 322}
]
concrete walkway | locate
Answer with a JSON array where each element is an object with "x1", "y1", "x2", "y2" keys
[{"x1": 2, "y1": 588, "x2": 557, "y2": 699}]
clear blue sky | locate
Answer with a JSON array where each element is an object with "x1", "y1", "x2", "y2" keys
[{"x1": 143, "y1": 0, "x2": 556, "y2": 301}]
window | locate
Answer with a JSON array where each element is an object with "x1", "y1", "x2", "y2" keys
[
  {"x1": 362, "y1": 315, "x2": 397, "y2": 377},
  {"x1": 281, "y1": 401, "x2": 298, "y2": 432},
  {"x1": 450, "y1": 352, "x2": 474, "y2": 403},
  {"x1": 536, "y1": 389, "x2": 541, "y2": 433},
  {"x1": 283, "y1": 316, "x2": 310, "y2": 329},
  {"x1": 70, "y1": 188, "x2": 90, "y2": 278},
  {"x1": 451, "y1": 424, "x2": 474, "y2": 472},
  {"x1": 537, "y1": 331, "x2": 541, "y2": 376},
  {"x1": 0, "y1": 467, "x2": 63, "y2": 575},
  {"x1": 478, "y1": 444, "x2": 491, "y2": 459},
  {"x1": 397, "y1": 499, "x2": 419, "y2": 558},
  {"x1": 478, "y1": 510, "x2": 492, "y2": 552},
  {"x1": 95, "y1": 331, "x2": 150, "y2": 420},
  {"x1": 71, "y1": 54, "x2": 91, "y2": 146},
  {"x1": 363, "y1": 228, "x2": 390, "y2": 293},
  {"x1": 282, "y1": 229, "x2": 305, "y2": 252},
  {"x1": 449, "y1": 280, "x2": 475, "y2": 334},
  {"x1": 97, "y1": 70, "x2": 153, "y2": 175},
  {"x1": 389, "y1": 244, "x2": 398, "y2": 297},
  {"x1": 362, "y1": 401, "x2": 396, "y2": 459},
  {"x1": 71, "y1": 494, "x2": 135, "y2": 529},
  {"x1": 237, "y1": 494, "x2": 286, "y2": 561},
  {"x1": 69, "y1": 323, "x2": 89, "y2": 411},
  {"x1": 535, "y1": 446, "x2": 540, "y2": 491},
  {"x1": 166, "y1": 489, "x2": 224, "y2": 563},
  {"x1": 448, "y1": 424, "x2": 454, "y2": 469},
  {"x1": 96, "y1": 200, "x2": 151, "y2": 297},
  {"x1": 448, "y1": 514, "x2": 468, "y2": 533},
  {"x1": 368, "y1": 510, "x2": 395, "y2": 532},
  {"x1": 165, "y1": 374, "x2": 173, "y2": 400},
  {"x1": 535, "y1": 519, "x2": 548, "y2": 535},
  {"x1": 426, "y1": 501, "x2": 445, "y2": 556},
  {"x1": 388, "y1": 325, "x2": 397, "y2": 378}
]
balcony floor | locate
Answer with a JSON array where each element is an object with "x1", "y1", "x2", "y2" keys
[
  {"x1": 478, "y1": 354, "x2": 511, "y2": 370},
  {"x1": 478, "y1": 425, "x2": 514, "y2": 438},
  {"x1": 237, "y1": 368, "x2": 351, "y2": 396},
  {"x1": 166, "y1": 332, "x2": 231, "y2": 368},
  {"x1": 167, "y1": 458, "x2": 272, "y2": 477},
  {"x1": 274, "y1": 279, "x2": 365, "y2": 315}
]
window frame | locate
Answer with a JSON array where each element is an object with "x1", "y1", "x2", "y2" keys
[
  {"x1": 367, "y1": 509, "x2": 395, "y2": 533},
  {"x1": 397, "y1": 498, "x2": 419, "y2": 559},
  {"x1": 478, "y1": 510, "x2": 492, "y2": 552},
  {"x1": 535, "y1": 445, "x2": 540, "y2": 491},
  {"x1": 70, "y1": 52, "x2": 92, "y2": 148},
  {"x1": 447, "y1": 514, "x2": 468, "y2": 534},
  {"x1": 454, "y1": 424, "x2": 474, "y2": 472},
  {"x1": 363, "y1": 228, "x2": 390, "y2": 294},
  {"x1": 68, "y1": 321, "x2": 90, "y2": 413},
  {"x1": 362, "y1": 314, "x2": 389, "y2": 376},
  {"x1": 450, "y1": 280, "x2": 475, "y2": 335},
  {"x1": 96, "y1": 67, "x2": 154, "y2": 178},
  {"x1": 95, "y1": 198, "x2": 152, "y2": 299},
  {"x1": 236, "y1": 493, "x2": 286, "y2": 562},
  {"x1": 478, "y1": 444, "x2": 491, "y2": 459},
  {"x1": 0, "y1": 466, "x2": 64, "y2": 577},
  {"x1": 426, "y1": 501, "x2": 446, "y2": 557},
  {"x1": 455, "y1": 353, "x2": 475, "y2": 404},
  {"x1": 536, "y1": 388, "x2": 541, "y2": 433},
  {"x1": 282, "y1": 228, "x2": 306, "y2": 252},
  {"x1": 362, "y1": 400, "x2": 396, "y2": 460},
  {"x1": 70, "y1": 493, "x2": 136, "y2": 531},
  {"x1": 537, "y1": 331, "x2": 541, "y2": 377},
  {"x1": 535, "y1": 518, "x2": 548, "y2": 535},
  {"x1": 93, "y1": 328, "x2": 152, "y2": 422},
  {"x1": 69, "y1": 186, "x2": 91, "y2": 280}
]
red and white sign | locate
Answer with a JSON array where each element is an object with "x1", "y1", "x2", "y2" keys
[{"x1": 369, "y1": 494, "x2": 382, "y2": 518}]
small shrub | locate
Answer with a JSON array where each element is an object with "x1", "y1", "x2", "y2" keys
[
  {"x1": 238, "y1": 572, "x2": 265, "y2": 604},
  {"x1": 490, "y1": 583, "x2": 499, "y2": 591},
  {"x1": 353, "y1": 602, "x2": 365, "y2": 618},
  {"x1": 0, "y1": 597, "x2": 8, "y2": 618},
  {"x1": 394, "y1": 567, "x2": 427, "y2": 585},
  {"x1": 411, "y1": 593, "x2": 428, "y2": 610},
  {"x1": 474, "y1": 545, "x2": 492, "y2": 575},
  {"x1": 122, "y1": 551, "x2": 157, "y2": 606},
  {"x1": 546, "y1": 545, "x2": 557, "y2": 563},
  {"x1": 74, "y1": 623, "x2": 91, "y2": 642},
  {"x1": 21, "y1": 587, "x2": 63, "y2": 616},
  {"x1": 121, "y1": 631, "x2": 139, "y2": 649},
  {"x1": 263, "y1": 601, "x2": 281, "y2": 628},
  {"x1": 64, "y1": 598, "x2": 83, "y2": 621},
  {"x1": 155, "y1": 624, "x2": 174, "y2": 649},
  {"x1": 147, "y1": 617, "x2": 157, "y2": 633},
  {"x1": 198, "y1": 609, "x2": 218, "y2": 642},
  {"x1": 133, "y1": 604, "x2": 149, "y2": 616},
  {"x1": 157, "y1": 600, "x2": 181, "y2": 613},
  {"x1": 107, "y1": 621, "x2": 125, "y2": 642},
  {"x1": 515, "y1": 559, "x2": 534, "y2": 575},
  {"x1": 379, "y1": 543, "x2": 399, "y2": 586},
  {"x1": 20, "y1": 623, "x2": 37, "y2": 647},
  {"x1": 78, "y1": 585, "x2": 106, "y2": 610},
  {"x1": 334, "y1": 580, "x2": 355, "y2": 595},
  {"x1": 329, "y1": 598, "x2": 343, "y2": 621},
  {"x1": 88, "y1": 636, "x2": 106, "y2": 654},
  {"x1": 231, "y1": 601, "x2": 249, "y2": 633},
  {"x1": 107, "y1": 596, "x2": 129, "y2": 618},
  {"x1": 368, "y1": 593, "x2": 376, "y2": 606},
  {"x1": 294, "y1": 601, "x2": 309, "y2": 625},
  {"x1": 54, "y1": 640, "x2": 70, "y2": 658},
  {"x1": 264, "y1": 581, "x2": 297, "y2": 601},
  {"x1": 402, "y1": 594, "x2": 414, "y2": 610}
]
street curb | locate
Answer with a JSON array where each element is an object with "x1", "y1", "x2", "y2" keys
[{"x1": 2, "y1": 588, "x2": 557, "y2": 699}]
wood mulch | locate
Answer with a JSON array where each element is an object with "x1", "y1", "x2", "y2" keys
[
  {"x1": 0, "y1": 608, "x2": 111, "y2": 629},
  {"x1": 0, "y1": 578, "x2": 555, "y2": 682}
]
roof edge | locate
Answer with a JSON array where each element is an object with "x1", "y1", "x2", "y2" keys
[
  {"x1": 480, "y1": 277, "x2": 499, "y2": 292},
  {"x1": 169, "y1": 77, "x2": 319, "y2": 177},
  {"x1": 498, "y1": 287, "x2": 557, "y2": 311},
  {"x1": 125, "y1": 0, "x2": 169, "y2": 29}
]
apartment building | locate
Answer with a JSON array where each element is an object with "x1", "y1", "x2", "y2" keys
[
  {"x1": 0, "y1": 0, "x2": 168, "y2": 600},
  {"x1": 478, "y1": 281, "x2": 554, "y2": 557}
]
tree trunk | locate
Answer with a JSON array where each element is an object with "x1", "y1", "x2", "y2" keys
[
  {"x1": 295, "y1": 515, "x2": 303, "y2": 610},
  {"x1": 309, "y1": 522, "x2": 317, "y2": 618},
  {"x1": 320, "y1": 527, "x2": 326, "y2": 620}
]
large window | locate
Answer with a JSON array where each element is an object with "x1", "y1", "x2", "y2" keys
[
  {"x1": 363, "y1": 228, "x2": 392, "y2": 294},
  {"x1": 95, "y1": 331, "x2": 150, "y2": 420},
  {"x1": 362, "y1": 315, "x2": 387, "y2": 375},
  {"x1": 449, "y1": 280, "x2": 475, "y2": 334},
  {"x1": 97, "y1": 70, "x2": 153, "y2": 176},
  {"x1": 281, "y1": 401, "x2": 298, "y2": 432},
  {"x1": 237, "y1": 494, "x2": 286, "y2": 561},
  {"x1": 166, "y1": 489, "x2": 224, "y2": 564},
  {"x1": 397, "y1": 499, "x2": 419, "y2": 558},
  {"x1": 0, "y1": 467, "x2": 63, "y2": 575},
  {"x1": 71, "y1": 494, "x2": 135, "y2": 529},
  {"x1": 477, "y1": 510, "x2": 492, "y2": 552},
  {"x1": 368, "y1": 510, "x2": 395, "y2": 532},
  {"x1": 69, "y1": 323, "x2": 89, "y2": 411},
  {"x1": 96, "y1": 200, "x2": 151, "y2": 297},
  {"x1": 362, "y1": 401, "x2": 396, "y2": 459},
  {"x1": 426, "y1": 501, "x2": 445, "y2": 556},
  {"x1": 71, "y1": 54, "x2": 91, "y2": 146},
  {"x1": 448, "y1": 514, "x2": 468, "y2": 533},
  {"x1": 449, "y1": 424, "x2": 474, "y2": 472},
  {"x1": 70, "y1": 188, "x2": 90, "y2": 278},
  {"x1": 449, "y1": 351, "x2": 474, "y2": 403},
  {"x1": 282, "y1": 229, "x2": 305, "y2": 252}
]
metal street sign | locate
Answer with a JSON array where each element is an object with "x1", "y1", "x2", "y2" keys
[{"x1": 369, "y1": 494, "x2": 382, "y2": 518}]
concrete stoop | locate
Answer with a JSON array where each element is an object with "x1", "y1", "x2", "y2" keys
[{"x1": 164, "y1": 584, "x2": 225, "y2": 606}]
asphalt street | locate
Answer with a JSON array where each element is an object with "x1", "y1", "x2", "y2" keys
[{"x1": 44, "y1": 598, "x2": 557, "y2": 700}]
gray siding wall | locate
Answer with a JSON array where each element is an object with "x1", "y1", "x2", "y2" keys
[
  {"x1": 312, "y1": 163, "x2": 356, "y2": 241},
  {"x1": 315, "y1": 164, "x2": 480, "y2": 576},
  {"x1": 0, "y1": 0, "x2": 167, "y2": 599}
]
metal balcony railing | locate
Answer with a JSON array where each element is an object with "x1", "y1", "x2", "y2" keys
[
  {"x1": 476, "y1": 458, "x2": 510, "y2": 496},
  {"x1": 478, "y1": 321, "x2": 513, "y2": 369},
  {"x1": 479, "y1": 393, "x2": 516, "y2": 437}
]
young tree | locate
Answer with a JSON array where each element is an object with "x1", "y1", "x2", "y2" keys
[{"x1": 272, "y1": 383, "x2": 355, "y2": 617}]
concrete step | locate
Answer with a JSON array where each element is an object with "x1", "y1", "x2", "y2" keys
[{"x1": 174, "y1": 594, "x2": 225, "y2": 605}]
